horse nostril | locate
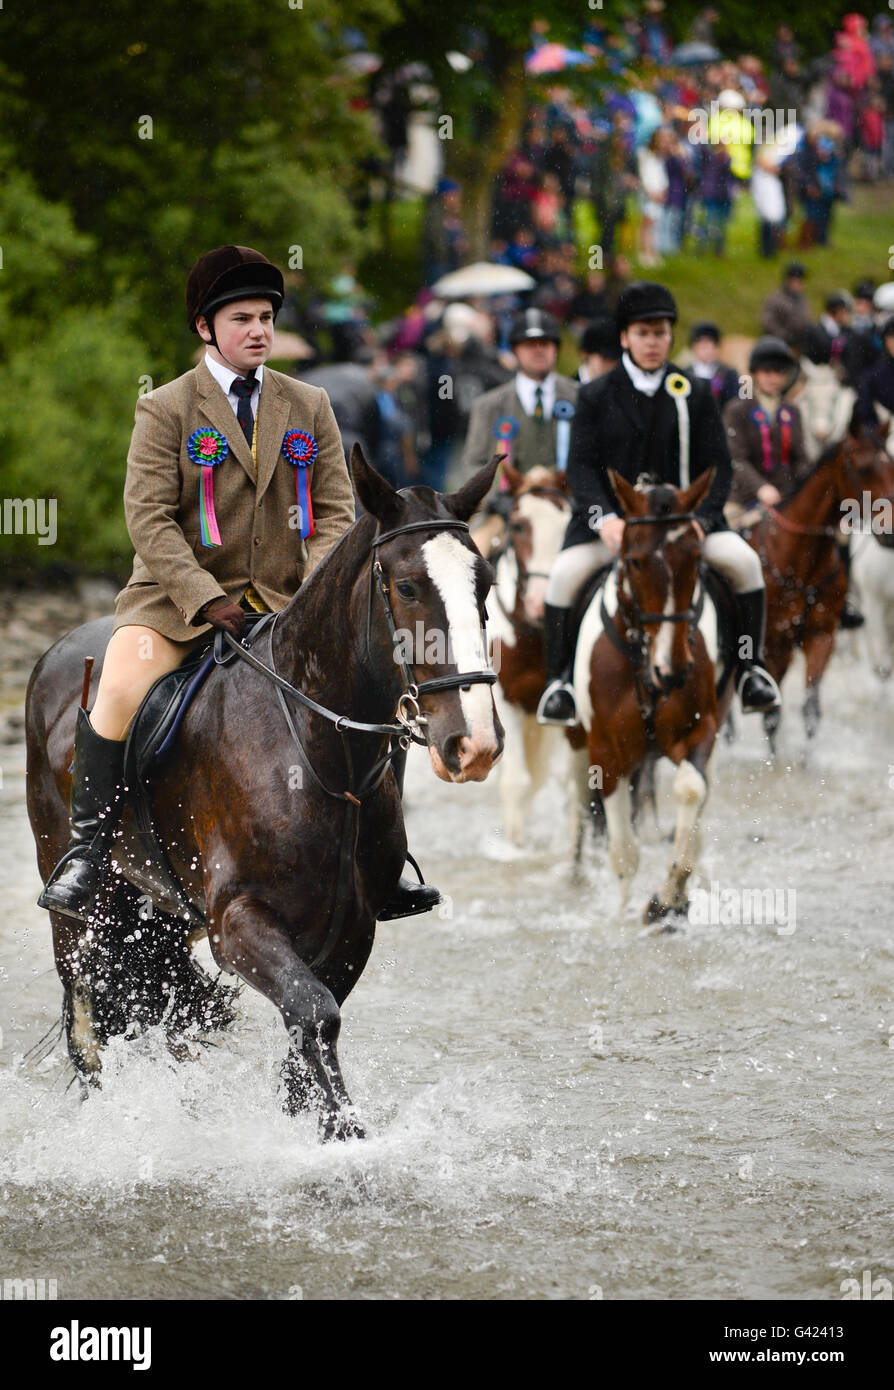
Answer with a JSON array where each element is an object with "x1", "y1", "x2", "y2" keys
[{"x1": 441, "y1": 733, "x2": 464, "y2": 772}]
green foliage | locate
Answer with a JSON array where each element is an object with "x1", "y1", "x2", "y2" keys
[
  {"x1": 2, "y1": 0, "x2": 395, "y2": 377},
  {"x1": 1, "y1": 306, "x2": 147, "y2": 573}
]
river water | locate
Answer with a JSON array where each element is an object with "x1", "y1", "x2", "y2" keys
[{"x1": 1, "y1": 640, "x2": 892, "y2": 1301}]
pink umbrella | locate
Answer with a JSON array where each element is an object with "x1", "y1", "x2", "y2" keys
[{"x1": 525, "y1": 43, "x2": 591, "y2": 75}]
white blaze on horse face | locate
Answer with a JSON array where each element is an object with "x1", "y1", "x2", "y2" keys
[
  {"x1": 422, "y1": 533, "x2": 499, "y2": 766},
  {"x1": 517, "y1": 493, "x2": 568, "y2": 623},
  {"x1": 651, "y1": 561, "x2": 677, "y2": 679}
]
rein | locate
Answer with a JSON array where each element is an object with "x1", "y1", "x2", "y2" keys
[{"x1": 221, "y1": 513, "x2": 498, "y2": 971}]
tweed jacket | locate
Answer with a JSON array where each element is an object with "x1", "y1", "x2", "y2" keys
[
  {"x1": 722, "y1": 395, "x2": 813, "y2": 507},
  {"x1": 459, "y1": 374, "x2": 580, "y2": 483},
  {"x1": 113, "y1": 358, "x2": 355, "y2": 641}
]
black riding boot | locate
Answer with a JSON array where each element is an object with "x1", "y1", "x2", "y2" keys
[
  {"x1": 377, "y1": 745, "x2": 443, "y2": 921},
  {"x1": 736, "y1": 588, "x2": 781, "y2": 712},
  {"x1": 536, "y1": 603, "x2": 578, "y2": 725},
  {"x1": 37, "y1": 707, "x2": 126, "y2": 920},
  {"x1": 838, "y1": 543, "x2": 864, "y2": 629}
]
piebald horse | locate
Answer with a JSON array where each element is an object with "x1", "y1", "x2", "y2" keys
[
  {"x1": 569, "y1": 469, "x2": 734, "y2": 924},
  {"x1": 486, "y1": 465, "x2": 571, "y2": 846}
]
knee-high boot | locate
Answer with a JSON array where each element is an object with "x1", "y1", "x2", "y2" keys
[
  {"x1": 37, "y1": 707, "x2": 126, "y2": 920},
  {"x1": 535, "y1": 603, "x2": 578, "y2": 725}
]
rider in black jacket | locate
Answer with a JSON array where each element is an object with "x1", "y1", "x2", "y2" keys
[{"x1": 536, "y1": 281, "x2": 781, "y2": 725}]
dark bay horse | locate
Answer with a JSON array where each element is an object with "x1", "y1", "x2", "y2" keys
[
  {"x1": 26, "y1": 449, "x2": 504, "y2": 1139},
  {"x1": 487, "y1": 464, "x2": 570, "y2": 845},
  {"x1": 748, "y1": 421, "x2": 894, "y2": 750},
  {"x1": 570, "y1": 469, "x2": 735, "y2": 924}
]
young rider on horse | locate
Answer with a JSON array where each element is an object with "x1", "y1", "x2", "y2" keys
[
  {"x1": 724, "y1": 335, "x2": 863, "y2": 628},
  {"x1": 536, "y1": 281, "x2": 782, "y2": 726},
  {"x1": 723, "y1": 336, "x2": 813, "y2": 515},
  {"x1": 39, "y1": 244, "x2": 440, "y2": 923}
]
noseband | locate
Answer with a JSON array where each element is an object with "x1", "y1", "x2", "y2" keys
[
  {"x1": 600, "y1": 510, "x2": 706, "y2": 741},
  {"x1": 366, "y1": 517, "x2": 498, "y2": 741},
  {"x1": 617, "y1": 511, "x2": 706, "y2": 629}
]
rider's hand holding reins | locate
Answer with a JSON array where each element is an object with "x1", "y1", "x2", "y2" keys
[{"x1": 200, "y1": 597, "x2": 246, "y2": 637}]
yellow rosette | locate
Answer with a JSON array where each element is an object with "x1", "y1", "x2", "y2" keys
[{"x1": 665, "y1": 372, "x2": 692, "y2": 399}]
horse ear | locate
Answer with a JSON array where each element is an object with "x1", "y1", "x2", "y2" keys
[
  {"x1": 443, "y1": 454, "x2": 502, "y2": 521},
  {"x1": 678, "y1": 466, "x2": 715, "y2": 513},
  {"x1": 501, "y1": 460, "x2": 524, "y2": 495},
  {"x1": 350, "y1": 443, "x2": 403, "y2": 525},
  {"x1": 607, "y1": 469, "x2": 643, "y2": 517}
]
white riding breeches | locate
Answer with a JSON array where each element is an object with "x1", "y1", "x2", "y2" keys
[{"x1": 546, "y1": 528, "x2": 763, "y2": 609}]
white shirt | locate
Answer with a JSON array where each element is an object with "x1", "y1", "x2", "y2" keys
[
  {"x1": 622, "y1": 350, "x2": 666, "y2": 396},
  {"x1": 515, "y1": 370, "x2": 556, "y2": 419},
  {"x1": 204, "y1": 350, "x2": 264, "y2": 422},
  {"x1": 691, "y1": 358, "x2": 718, "y2": 380}
]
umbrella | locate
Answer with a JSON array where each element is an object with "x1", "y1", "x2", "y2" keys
[
  {"x1": 672, "y1": 41, "x2": 721, "y2": 66},
  {"x1": 269, "y1": 329, "x2": 315, "y2": 361},
  {"x1": 337, "y1": 52, "x2": 382, "y2": 77},
  {"x1": 431, "y1": 262, "x2": 537, "y2": 298},
  {"x1": 525, "y1": 43, "x2": 592, "y2": 75}
]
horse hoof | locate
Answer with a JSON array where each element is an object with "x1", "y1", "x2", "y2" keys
[
  {"x1": 321, "y1": 1108, "x2": 366, "y2": 1143},
  {"x1": 643, "y1": 894, "x2": 669, "y2": 923},
  {"x1": 643, "y1": 895, "x2": 687, "y2": 931}
]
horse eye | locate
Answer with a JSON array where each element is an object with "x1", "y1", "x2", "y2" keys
[{"x1": 396, "y1": 581, "x2": 417, "y2": 600}]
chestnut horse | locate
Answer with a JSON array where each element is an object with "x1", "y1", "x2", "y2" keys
[
  {"x1": 569, "y1": 469, "x2": 735, "y2": 924},
  {"x1": 747, "y1": 420, "x2": 894, "y2": 750},
  {"x1": 26, "y1": 450, "x2": 503, "y2": 1140},
  {"x1": 487, "y1": 465, "x2": 571, "y2": 845}
]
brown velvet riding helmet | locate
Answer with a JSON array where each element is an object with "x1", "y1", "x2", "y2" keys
[{"x1": 186, "y1": 245, "x2": 284, "y2": 332}]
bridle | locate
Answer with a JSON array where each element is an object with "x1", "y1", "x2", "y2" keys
[
  {"x1": 490, "y1": 486, "x2": 570, "y2": 630},
  {"x1": 754, "y1": 437, "x2": 891, "y2": 619},
  {"x1": 224, "y1": 515, "x2": 497, "y2": 755},
  {"x1": 599, "y1": 509, "x2": 706, "y2": 745}
]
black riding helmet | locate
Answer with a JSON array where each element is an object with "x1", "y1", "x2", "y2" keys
[
  {"x1": 580, "y1": 315, "x2": 621, "y2": 359},
  {"x1": 186, "y1": 245, "x2": 284, "y2": 334},
  {"x1": 616, "y1": 281, "x2": 678, "y2": 331},
  {"x1": 509, "y1": 307, "x2": 561, "y2": 346},
  {"x1": 749, "y1": 335, "x2": 797, "y2": 373},
  {"x1": 690, "y1": 319, "x2": 721, "y2": 345}
]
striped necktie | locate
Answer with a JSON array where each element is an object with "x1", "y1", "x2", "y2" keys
[{"x1": 231, "y1": 373, "x2": 256, "y2": 446}]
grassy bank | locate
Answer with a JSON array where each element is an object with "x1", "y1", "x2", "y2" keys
[{"x1": 361, "y1": 183, "x2": 894, "y2": 354}]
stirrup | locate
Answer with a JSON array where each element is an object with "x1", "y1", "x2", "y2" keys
[
  {"x1": 536, "y1": 679, "x2": 578, "y2": 727},
  {"x1": 737, "y1": 665, "x2": 781, "y2": 712}
]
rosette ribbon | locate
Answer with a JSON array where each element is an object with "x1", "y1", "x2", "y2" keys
[
  {"x1": 187, "y1": 428, "x2": 229, "y2": 546},
  {"x1": 553, "y1": 398, "x2": 576, "y2": 473},
  {"x1": 281, "y1": 430, "x2": 318, "y2": 539},
  {"x1": 665, "y1": 372, "x2": 692, "y2": 487},
  {"x1": 493, "y1": 415, "x2": 520, "y2": 486}
]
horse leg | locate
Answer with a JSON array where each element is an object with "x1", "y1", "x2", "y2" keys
[
  {"x1": 861, "y1": 592, "x2": 892, "y2": 681},
  {"x1": 645, "y1": 757, "x2": 708, "y2": 926},
  {"x1": 568, "y1": 745, "x2": 594, "y2": 880},
  {"x1": 212, "y1": 892, "x2": 362, "y2": 1141},
  {"x1": 601, "y1": 777, "x2": 639, "y2": 909},
  {"x1": 802, "y1": 629, "x2": 835, "y2": 740}
]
